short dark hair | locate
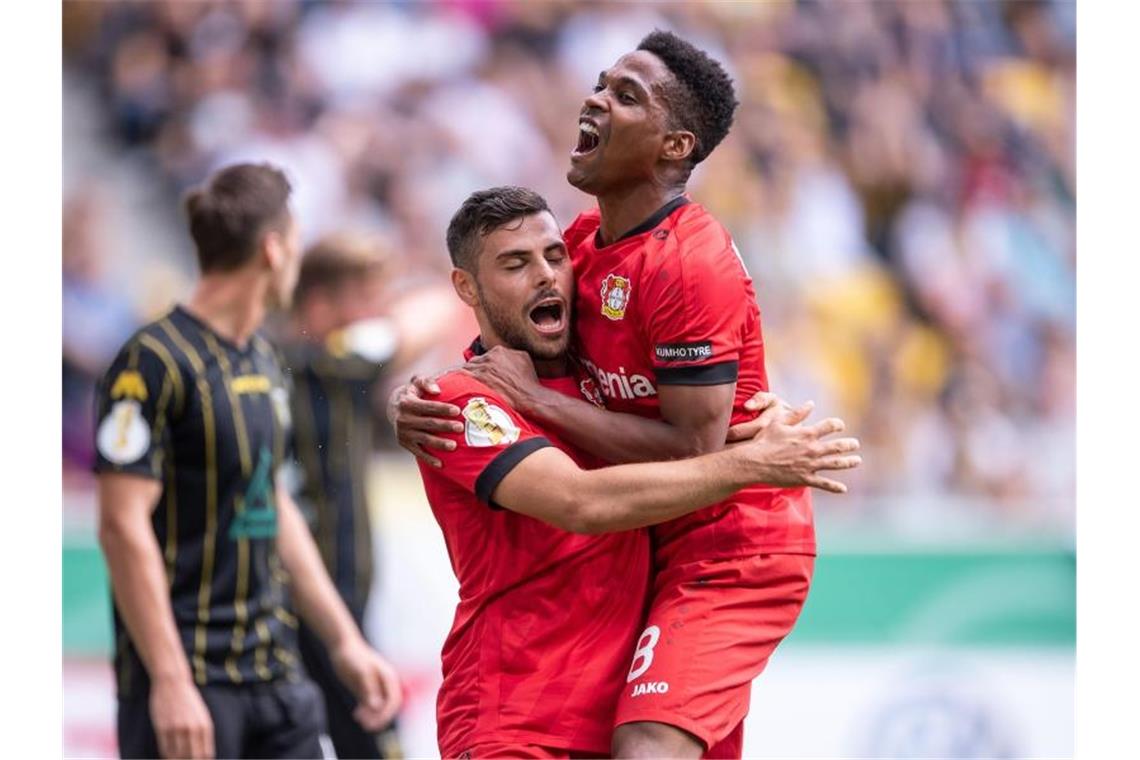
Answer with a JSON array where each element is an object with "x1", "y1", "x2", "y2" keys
[
  {"x1": 182, "y1": 162, "x2": 292, "y2": 273},
  {"x1": 293, "y1": 232, "x2": 391, "y2": 310},
  {"x1": 638, "y1": 29, "x2": 738, "y2": 167},
  {"x1": 446, "y1": 186, "x2": 551, "y2": 271}
]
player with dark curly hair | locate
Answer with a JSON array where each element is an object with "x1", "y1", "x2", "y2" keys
[
  {"x1": 527, "y1": 29, "x2": 813, "y2": 758},
  {"x1": 395, "y1": 30, "x2": 822, "y2": 759}
]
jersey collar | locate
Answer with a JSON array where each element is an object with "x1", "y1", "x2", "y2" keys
[
  {"x1": 463, "y1": 336, "x2": 586, "y2": 382},
  {"x1": 464, "y1": 336, "x2": 487, "y2": 361},
  {"x1": 594, "y1": 195, "x2": 690, "y2": 249}
]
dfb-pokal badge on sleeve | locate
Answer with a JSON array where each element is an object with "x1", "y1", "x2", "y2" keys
[
  {"x1": 97, "y1": 369, "x2": 152, "y2": 464},
  {"x1": 97, "y1": 401, "x2": 150, "y2": 465},
  {"x1": 462, "y1": 397, "x2": 520, "y2": 448}
]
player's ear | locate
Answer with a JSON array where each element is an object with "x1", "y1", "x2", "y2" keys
[
  {"x1": 662, "y1": 130, "x2": 696, "y2": 163},
  {"x1": 261, "y1": 228, "x2": 284, "y2": 272},
  {"x1": 451, "y1": 268, "x2": 479, "y2": 308}
]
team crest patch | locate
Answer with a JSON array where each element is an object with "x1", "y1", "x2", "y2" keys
[
  {"x1": 97, "y1": 400, "x2": 151, "y2": 464},
  {"x1": 600, "y1": 274, "x2": 631, "y2": 321},
  {"x1": 462, "y1": 397, "x2": 520, "y2": 448},
  {"x1": 580, "y1": 377, "x2": 606, "y2": 408}
]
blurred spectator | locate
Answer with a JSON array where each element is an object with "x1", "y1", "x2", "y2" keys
[
  {"x1": 62, "y1": 0, "x2": 1075, "y2": 530},
  {"x1": 62, "y1": 187, "x2": 140, "y2": 478}
]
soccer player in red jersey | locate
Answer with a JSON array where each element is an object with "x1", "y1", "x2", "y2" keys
[
  {"x1": 413, "y1": 187, "x2": 859, "y2": 758},
  {"x1": 398, "y1": 31, "x2": 835, "y2": 758}
]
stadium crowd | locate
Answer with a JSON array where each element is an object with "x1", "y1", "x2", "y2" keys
[{"x1": 62, "y1": 0, "x2": 1075, "y2": 530}]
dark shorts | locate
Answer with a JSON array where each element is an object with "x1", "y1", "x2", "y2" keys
[
  {"x1": 117, "y1": 677, "x2": 326, "y2": 759},
  {"x1": 297, "y1": 620, "x2": 403, "y2": 759}
]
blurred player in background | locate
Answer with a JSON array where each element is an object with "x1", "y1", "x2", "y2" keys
[
  {"x1": 409, "y1": 186, "x2": 858, "y2": 758},
  {"x1": 399, "y1": 30, "x2": 817, "y2": 758},
  {"x1": 283, "y1": 232, "x2": 458, "y2": 759},
  {"x1": 95, "y1": 162, "x2": 401, "y2": 759}
]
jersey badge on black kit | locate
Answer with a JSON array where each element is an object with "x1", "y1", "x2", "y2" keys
[{"x1": 96, "y1": 370, "x2": 151, "y2": 465}]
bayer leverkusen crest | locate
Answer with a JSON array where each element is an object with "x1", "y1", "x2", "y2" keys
[{"x1": 600, "y1": 274, "x2": 631, "y2": 321}]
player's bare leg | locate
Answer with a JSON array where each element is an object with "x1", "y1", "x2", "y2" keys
[{"x1": 612, "y1": 721, "x2": 703, "y2": 758}]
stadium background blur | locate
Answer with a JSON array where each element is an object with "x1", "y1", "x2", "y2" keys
[{"x1": 61, "y1": 1, "x2": 1075, "y2": 757}]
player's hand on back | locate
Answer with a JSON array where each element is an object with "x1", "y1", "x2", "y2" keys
[
  {"x1": 737, "y1": 402, "x2": 862, "y2": 494},
  {"x1": 330, "y1": 636, "x2": 404, "y2": 731},
  {"x1": 388, "y1": 374, "x2": 463, "y2": 468},
  {"x1": 150, "y1": 674, "x2": 215, "y2": 759},
  {"x1": 725, "y1": 391, "x2": 796, "y2": 442},
  {"x1": 463, "y1": 346, "x2": 542, "y2": 412}
]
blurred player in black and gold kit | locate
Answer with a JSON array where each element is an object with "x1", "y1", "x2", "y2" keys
[
  {"x1": 94, "y1": 163, "x2": 402, "y2": 760},
  {"x1": 283, "y1": 233, "x2": 459, "y2": 759}
]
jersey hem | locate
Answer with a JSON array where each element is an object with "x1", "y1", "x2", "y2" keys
[
  {"x1": 442, "y1": 728, "x2": 611, "y2": 758},
  {"x1": 613, "y1": 710, "x2": 716, "y2": 751},
  {"x1": 91, "y1": 463, "x2": 162, "y2": 480},
  {"x1": 657, "y1": 542, "x2": 818, "y2": 565}
]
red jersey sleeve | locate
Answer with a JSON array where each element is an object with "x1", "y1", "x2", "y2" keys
[
  {"x1": 640, "y1": 213, "x2": 750, "y2": 386},
  {"x1": 564, "y1": 208, "x2": 601, "y2": 268},
  {"x1": 428, "y1": 372, "x2": 553, "y2": 507}
]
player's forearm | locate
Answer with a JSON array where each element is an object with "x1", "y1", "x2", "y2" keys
[
  {"x1": 564, "y1": 447, "x2": 756, "y2": 533},
  {"x1": 523, "y1": 385, "x2": 705, "y2": 464},
  {"x1": 98, "y1": 516, "x2": 193, "y2": 684},
  {"x1": 275, "y1": 490, "x2": 364, "y2": 651}
]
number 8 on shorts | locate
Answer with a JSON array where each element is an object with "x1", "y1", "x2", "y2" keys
[{"x1": 626, "y1": 625, "x2": 661, "y2": 682}]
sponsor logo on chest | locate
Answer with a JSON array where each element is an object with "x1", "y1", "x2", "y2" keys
[
  {"x1": 583, "y1": 358, "x2": 657, "y2": 401},
  {"x1": 578, "y1": 376, "x2": 606, "y2": 408}
]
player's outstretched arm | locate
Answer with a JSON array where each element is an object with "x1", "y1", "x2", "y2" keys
[
  {"x1": 274, "y1": 482, "x2": 403, "y2": 730},
  {"x1": 491, "y1": 416, "x2": 860, "y2": 534},
  {"x1": 97, "y1": 473, "x2": 215, "y2": 760},
  {"x1": 465, "y1": 345, "x2": 736, "y2": 464}
]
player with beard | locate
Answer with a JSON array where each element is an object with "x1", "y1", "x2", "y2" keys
[
  {"x1": 396, "y1": 31, "x2": 831, "y2": 758},
  {"x1": 410, "y1": 187, "x2": 859, "y2": 758}
]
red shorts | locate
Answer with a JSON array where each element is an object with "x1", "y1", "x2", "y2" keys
[{"x1": 613, "y1": 553, "x2": 814, "y2": 753}]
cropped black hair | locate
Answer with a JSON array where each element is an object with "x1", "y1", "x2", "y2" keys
[
  {"x1": 446, "y1": 186, "x2": 551, "y2": 271},
  {"x1": 638, "y1": 29, "x2": 739, "y2": 167},
  {"x1": 183, "y1": 162, "x2": 292, "y2": 274}
]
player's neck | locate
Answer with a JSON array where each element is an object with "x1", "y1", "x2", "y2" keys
[
  {"x1": 477, "y1": 334, "x2": 570, "y2": 378},
  {"x1": 186, "y1": 272, "x2": 270, "y2": 349},
  {"x1": 532, "y1": 356, "x2": 570, "y2": 379},
  {"x1": 595, "y1": 180, "x2": 686, "y2": 246}
]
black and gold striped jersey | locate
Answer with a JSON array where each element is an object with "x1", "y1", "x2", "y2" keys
[
  {"x1": 94, "y1": 305, "x2": 302, "y2": 697},
  {"x1": 283, "y1": 336, "x2": 388, "y2": 618}
]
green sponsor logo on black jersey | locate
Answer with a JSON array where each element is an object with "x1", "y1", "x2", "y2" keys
[{"x1": 229, "y1": 446, "x2": 278, "y2": 540}]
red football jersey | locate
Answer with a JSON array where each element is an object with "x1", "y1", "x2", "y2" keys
[
  {"x1": 417, "y1": 364, "x2": 651, "y2": 756},
  {"x1": 565, "y1": 199, "x2": 816, "y2": 566}
]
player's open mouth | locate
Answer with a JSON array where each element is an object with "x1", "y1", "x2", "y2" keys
[
  {"x1": 571, "y1": 119, "x2": 600, "y2": 159},
  {"x1": 528, "y1": 298, "x2": 566, "y2": 336}
]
